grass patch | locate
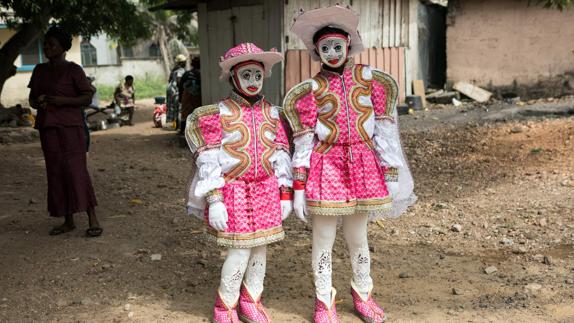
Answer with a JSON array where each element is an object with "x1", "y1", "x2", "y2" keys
[{"x1": 96, "y1": 76, "x2": 166, "y2": 102}]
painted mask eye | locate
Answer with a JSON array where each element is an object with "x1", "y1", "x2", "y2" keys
[
  {"x1": 334, "y1": 44, "x2": 342, "y2": 52},
  {"x1": 321, "y1": 45, "x2": 329, "y2": 53},
  {"x1": 255, "y1": 71, "x2": 262, "y2": 81},
  {"x1": 242, "y1": 71, "x2": 251, "y2": 80}
]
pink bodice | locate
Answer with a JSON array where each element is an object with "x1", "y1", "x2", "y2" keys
[
  {"x1": 188, "y1": 92, "x2": 290, "y2": 184},
  {"x1": 283, "y1": 61, "x2": 389, "y2": 154}
]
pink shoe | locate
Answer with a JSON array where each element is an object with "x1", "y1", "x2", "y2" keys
[
  {"x1": 351, "y1": 284, "x2": 387, "y2": 323},
  {"x1": 313, "y1": 288, "x2": 340, "y2": 323},
  {"x1": 213, "y1": 291, "x2": 240, "y2": 323},
  {"x1": 238, "y1": 284, "x2": 270, "y2": 323}
]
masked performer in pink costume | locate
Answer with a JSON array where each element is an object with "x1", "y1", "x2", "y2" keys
[
  {"x1": 186, "y1": 43, "x2": 292, "y2": 323},
  {"x1": 283, "y1": 5, "x2": 416, "y2": 323}
]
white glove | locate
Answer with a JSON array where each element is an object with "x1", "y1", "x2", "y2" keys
[
  {"x1": 387, "y1": 182, "x2": 399, "y2": 199},
  {"x1": 293, "y1": 190, "x2": 308, "y2": 223},
  {"x1": 208, "y1": 201, "x2": 228, "y2": 231},
  {"x1": 280, "y1": 200, "x2": 293, "y2": 221}
]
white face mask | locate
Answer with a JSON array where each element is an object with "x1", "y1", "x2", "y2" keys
[
  {"x1": 316, "y1": 34, "x2": 349, "y2": 68},
  {"x1": 231, "y1": 62, "x2": 264, "y2": 97}
]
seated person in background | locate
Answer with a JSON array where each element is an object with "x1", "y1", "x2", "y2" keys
[{"x1": 114, "y1": 75, "x2": 135, "y2": 126}]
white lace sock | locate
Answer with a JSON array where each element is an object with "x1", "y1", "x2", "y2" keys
[
  {"x1": 219, "y1": 248, "x2": 251, "y2": 307},
  {"x1": 312, "y1": 215, "x2": 338, "y2": 306},
  {"x1": 343, "y1": 214, "x2": 373, "y2": 299},
  {"x1": 243, "y1": 246, "x2": 266, "y2": 300}
]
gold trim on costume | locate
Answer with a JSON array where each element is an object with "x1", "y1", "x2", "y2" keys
[
  {"x1": 372, "y1": 69, "x2": 398, "y2": 118},
  {"x1": 206, "y1": 225, "x2": 285, "y2": 248},
  {"x1": 313, "y1": 75, "x2": 340, "y2": 154},
  {"x1": 350, "y1": 65, "x2": 375, "y2": 149},
  {"x1": 282, "y1": 81, "x2": 313, "y2": 136},
  {"x1": 221, "y1": 99, "x2": 251, "y2": 182},
  {"x1": 186, "y1": 104, "x2": 220, "y2": 149},
  {"x1": 307, "y1": 197, "x2": 392, "y2": 216},
  {"x1": 260, "y1": 101, "x2": 277, "y2": 176}
]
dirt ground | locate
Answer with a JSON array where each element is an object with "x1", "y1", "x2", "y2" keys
[{"x1": 0, "y1": 99, "x2": 573, "y2": 323}]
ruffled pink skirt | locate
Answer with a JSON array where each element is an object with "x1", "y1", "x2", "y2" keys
[
  {"x1": 306, "y1": 143, "x2": 391, "y2": 216},
  {"x1": 205, "y1": 175, "x2": 284, "y2": 248}
]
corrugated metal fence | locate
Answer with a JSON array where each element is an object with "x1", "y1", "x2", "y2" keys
[
  {"x1": 285, "y1": 0, "x2": 410, "y2": 49},
  {"x1": 284, "y1": 0, "x2": 409, "y2": 101},
  {"x1": 285, "y1": 48, "x2": 405, "y2": 102}
]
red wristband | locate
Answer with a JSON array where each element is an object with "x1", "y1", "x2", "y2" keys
[
  {"x1": 293, "y1": 180, "x2": 306, "y2": 190},
  {"x1": 280, "y1": 191, "x2": 293, "y2": 200}
]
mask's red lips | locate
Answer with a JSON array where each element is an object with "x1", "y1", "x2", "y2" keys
[
  {"x1": 247, "y1": 86, "x2": 258, "y2": 92},
  {"x1": 328, "y1": 59, "x2": 339, "y2": 65}
]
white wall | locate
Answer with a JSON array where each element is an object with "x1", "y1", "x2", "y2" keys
[
  {"x1": 84, "y1": 58, "x2": 167, "y2": 87},
  {"x1": 88, "y1": 34, "x2": 119, "y2": 66}
]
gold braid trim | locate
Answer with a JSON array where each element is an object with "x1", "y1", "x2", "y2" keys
[
  {"x1": 282, "y1": 81, "x2": 313, "y2": 136},
  {"x1": 313, "y1": 75, "x2": 340, "y2": 154},
  {"x1": 186, "y1": 104, "x2": 220, "y2": 149},
  {"x1": 221, "y1": 99, "x2": 251, "y2": 182},
  {"x1": 260, "y1": 101, "x2": 277, "y2": 176},
  {"x1": 350, "y1": 65, "x2": 374, "y2": 149},
  {"x1": 372, "y1": 69, "x2": 399, "y2": 118}
]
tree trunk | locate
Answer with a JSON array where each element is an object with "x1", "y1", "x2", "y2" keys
[
  {"x1": 157, "y1": 26, "x2": 173, "y2": 80},
  {"x1": 0, "y1": 23, "x2": 43, "y2": 106}
]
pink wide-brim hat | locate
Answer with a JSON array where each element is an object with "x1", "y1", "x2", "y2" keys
[
  {"x1": 219, "y1": 43, "x2": 284, "y2": 80},
  {"x1": 290, "y1": 5, "x2": 364, "y2": 61}
]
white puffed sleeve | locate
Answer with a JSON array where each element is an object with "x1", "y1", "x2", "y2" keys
[{"x1": 184, "y1": 105, "x2": 225, "y2": 218}]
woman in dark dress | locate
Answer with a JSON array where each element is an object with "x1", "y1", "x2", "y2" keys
[{"x1": 28, "y1": 26, "x2": 102, "y2": 237}]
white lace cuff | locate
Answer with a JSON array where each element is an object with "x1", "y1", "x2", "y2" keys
[
  {"x1": 292, "y1": 132, "x2": 314, "y2": 168},
  {"x1": 373, "y1": 119, "x2": 403, "y2": 168},
  {"x1": 194, "y1": 149, "x2": 225, "y2": 198},
  {"x1": 270, "y1": 149, "x2": 293, "y2": 187}
]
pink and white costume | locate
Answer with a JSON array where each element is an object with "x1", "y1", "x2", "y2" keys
[
  {"x1": 185, "y1": 43, "x2": 290, "y2": 323},
  {"x1": 284, "y1": 59, "x2": 415, "y2": 219},
  {"x1": 284, "y1": 5, "x2": 415, "y2": 322},
  {"x1": 186, "y1": 91, "x2": 291, "y2": 247}
]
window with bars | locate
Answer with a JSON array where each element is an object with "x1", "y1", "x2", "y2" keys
[
  {"x1": 20, "y1": 38, "x2": 44, "y2": 68},
  {"x1": 121, "y1": 45, "x2": 134, "y2": 58},
  {"x1": 81, "y1": 40, "x2": 98, "y2": 66},
  {"x1": 149, "y1": 43, "x2": 160, "y2": 57}
]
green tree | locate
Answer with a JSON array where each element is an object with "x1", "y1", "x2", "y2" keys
[
  {"x1": 0, "y1": 0, "x2": 152, "y2": 104},
  {"x1": 141, "y1": 1, "x2": 198, "y2": 77},
  {"x1": 531, "y1": 0, "x2": 572, "y2": 10}
]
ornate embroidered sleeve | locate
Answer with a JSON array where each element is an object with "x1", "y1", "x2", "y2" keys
[
  {"x1": 370, "y1": 69, "x2": 417, "y2": 218},
  {"x1": 370, "y1": 68, "x2": 403, "y2": 175},
  {"x1": 270, "y1": 106, "x2": 293, "y2": 188},
  {"x1": 282, "y1": 80, "x2": 317, "y2": 169},
  {"x1": 185, "y1": 105, "x2": 225, "y2": 198}
]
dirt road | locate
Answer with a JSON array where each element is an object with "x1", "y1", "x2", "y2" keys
[{"x1": 1, "y1": 101, "x2": 573, "y2": 322}]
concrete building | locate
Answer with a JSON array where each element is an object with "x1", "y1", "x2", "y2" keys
[
  {"x1": 81, "y1": 34, "x2": 168, "y2": 92},
  {"x1": 446, "y1": 0, "x2": 574, "y2": 98},
  {"x1": 0, "y1": 28, "x2": 168, "y2": 106}
]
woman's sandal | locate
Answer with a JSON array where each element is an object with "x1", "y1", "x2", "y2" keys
[
  {"x1": 86, "y1": 227, "x2": 103, "y2": 237},
  {"x1": 49, "y1": 224, "x2": 76, "y2": 235}
]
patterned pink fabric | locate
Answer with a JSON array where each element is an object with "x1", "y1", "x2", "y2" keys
[
  {"x1": 275, "y1": 117, "x2": 290, "y2": 151},
  {"x1": 314, "y1": 295, "x2": 340, "y2": 323},
  {"x1": 195, "y1": 95, "x2": 288, "y2": 246},
  {"x1": 351, "y1": 287, "x2": 387, "y2": 322},
  {"x1": 221, "y1": 43, "x2": 265, "y2": 62},
  {"x1": 370, "y1": 75, "x2": 387, "y2": 117},
  {"x1": 214, "y1": 292, "x2": 240, "y2": 323},
  {"x1": 238, "y1": 285, "x2": 270, "y2": 323},
  {"x1": 294, "y1": 90, "x2": 318, "y2": 134},
  {"x1": 306, "y1": 144, "x2": 388, "y2": 202},
  {"x1": 197, "y1": 113, "x2": 222, "y2": 146},
  {"x1": 208, "y1": 175, "x2": 282, "y2": 234},
  {"x1": 288, "y1": 63, "x2": 390, "y2": 212}
]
